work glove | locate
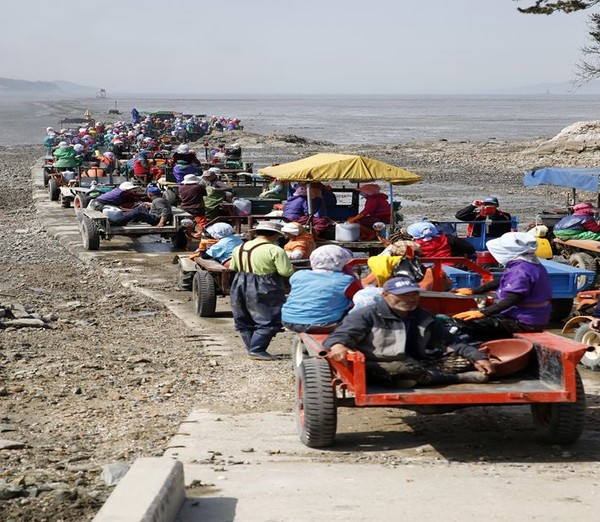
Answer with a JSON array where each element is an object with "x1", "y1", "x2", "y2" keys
[
  {"x1": 472, "y1": 200, "x2": 483, "y2": 206},
  {"x1": 453, "y1": 310, "x2": 484, "y2": 321},
  {"x1": 258, "y1": 191, "x2": 271, "y2": 198},
  {"x1": 454, "y1": 288, "x2": 474, "y2": 296}
]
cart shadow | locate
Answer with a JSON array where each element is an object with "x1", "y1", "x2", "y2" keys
[{"x1": 329, "y1": 397, "x2": 600, "y2": 463}]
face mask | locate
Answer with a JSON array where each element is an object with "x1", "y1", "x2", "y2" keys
[{"x1": 479, "y1": 206, "x2": 496, "y2": 217}]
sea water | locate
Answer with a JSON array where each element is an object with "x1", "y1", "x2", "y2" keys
[{"x1": 2, "y1": 92, "x2": 600, "y2": 147}]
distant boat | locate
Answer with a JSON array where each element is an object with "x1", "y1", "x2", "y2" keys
[{"x1": 96, "y1": 88, "x2": 107, "y2": 99}]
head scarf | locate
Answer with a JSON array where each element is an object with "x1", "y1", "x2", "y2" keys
[
  {"x1": 206, "y1": 222, "x2": 234, "y2": 239},
  {"x1": 406, "y1": 221, "x2": 440, "y2": 242},
  {"x1": 309, "y1": 245, "x2": 353, "y2": 272},
  {"x1": 573, "y1": 202, "x2": 595, "y2": 216},
  {"x1": 486, "y1": 232, "x2": 539, "y2": 266},
  {"x1": 358, "y1": 184, "x2": 381, "y2": 196},
  {"x1": 293, "y1": 185, "x2": 307, "y2": 197}
]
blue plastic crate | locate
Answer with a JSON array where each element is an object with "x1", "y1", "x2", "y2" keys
[{"x1": 441, "y1": 265, "x2": 482, "y2": 289}]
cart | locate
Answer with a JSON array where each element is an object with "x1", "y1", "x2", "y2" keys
[
  {"x1": 77, "y1": 206, "x2": 192, "y2": 251},
  {"x1": 291, "y1": 257, "x2": 588, "y2": 448}
]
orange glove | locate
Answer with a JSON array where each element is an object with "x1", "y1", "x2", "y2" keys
[
  {"x1": 454, "y1": 288, "x2": 474, "y2": 296},
  {"x1": 347, "y1": 214, "x2": 363, "y2": 224},
  {"x1": 453, "y1": 310, "x2": 485, "y2": 321}
]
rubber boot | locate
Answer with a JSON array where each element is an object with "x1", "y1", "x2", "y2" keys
[{"x1": 455, "y1": 371, "x2": 489, "y2": 384}]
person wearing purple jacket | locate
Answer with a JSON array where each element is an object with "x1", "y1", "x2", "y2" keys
[{"x1": 453, "y1": 232, "x2": 552, "y2": 341}]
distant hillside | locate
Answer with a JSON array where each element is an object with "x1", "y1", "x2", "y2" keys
[{"x1": 0, "y1": 77, "x2": 95, "y2": 94}]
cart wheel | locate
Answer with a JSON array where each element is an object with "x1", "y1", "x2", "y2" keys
[
  {"x1": 60, "y1": 194, "x2": 71, "y2": 208},
  {"x1": 569, "y1": 252, "x2": 597, "y2": 289},
  {"x1": 192, "y1": 270, "x2": 217, "y2": 317},
  {"x1": 530, "y1": 370, "x2": 585, "y2": 444},
  {"x1": 574, "y1": 323, "x2": 600, "y2": 370},
  {"x1": 81, "y1": 217, "x2": 100, "y2": 251},
  {"x1": 295, "y1": 357, "x2": 337, "y2": 448},
  {"x1": 74, "y1": 194, "x2": 90, "y2": 211},
  {"x1": 177, "y1": 264, "x2": 194, "y2": 291},
  {"x1": 171, "y1": 229, "x2": 188, "y2": 249},
  {"x1": 43, "y1": 169, "x2": 50, "y2": 187},
  {"x1": 549, "y1": 298, "x2": 574, "y2": 322},
  {"x1": 291, "y1": 336, "x2": 309, "y2": 373},
  {"x1": 48, "y1": 178, "x2": 60, "y2": 201}
]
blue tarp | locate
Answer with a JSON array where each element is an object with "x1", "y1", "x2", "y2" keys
[{"x1": 523, "y1": 167, "x2": 600, "y2": 192}]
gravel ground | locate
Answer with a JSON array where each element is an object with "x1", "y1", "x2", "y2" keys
[{"x1": 1, "y1": 134, "x2": 600, "y2": 521}]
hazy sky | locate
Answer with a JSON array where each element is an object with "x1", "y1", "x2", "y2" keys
[{"x1": 1, "y1": 0, "x2": 593, "y2": 95}]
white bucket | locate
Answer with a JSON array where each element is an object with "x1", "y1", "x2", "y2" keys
[
  {"x1": 233, "y1": 198, "x2": 251, "y2": 216},
  {"x1": 335, "y1": 222, "x2": 360, "y2": 241}
]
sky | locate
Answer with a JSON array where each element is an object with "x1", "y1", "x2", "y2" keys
[{"x1": 0, "y1": 0, "x2": 594, "y2": 95}]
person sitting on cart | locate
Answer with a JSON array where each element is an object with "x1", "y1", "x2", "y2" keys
[
  {"x1": 108, "y1": 185, "x2": 173, "y2": 227},
  {"x1": 282, "y1": 245, "x2": 362, "y2": 333},
  {"x1": 552, "y1": 202, "x2": 600, "y2": 240},
  {"x1": 347, "y1": 184, "x2": 391, "y2": 241},
  {"x1": 179, "y1": 174, "x2": 208, "y2": 230},
  {"x1": 229, "y1": 221, "x2": 294, "y2": 361},
  {"x1": 88, "y1": 181, "x2": 144, "y2": 211},
  {"x1": 283, "y1": 185, "x2": 331, "y2": 236},
  {"x1": 281, "y1": 222, "x2": 316, "y2": 260},
  {"x1": 201, "y1": 168, "x2": 235, "y2": 221},
  {"x1": 169, "y1": 143, "x2": 202, "y2": 184},
  {"x1": 406, "y1": 221, "x2": 475, "y2": 260},
  {"x1": 52, "y1": 141, "x2": 81, "y2": 171},
  {"x1": 323, "y1": 275, "x2": 494, "y2": 387},
  {"x1": 133, "y1": 150, "x2": 153, "y2": 184},
  {"x1": 198, "y1": 222, "x2": 243, "y2": 267},
  {"x1": 452, "y1": 232, "x2": 552, "y2": 341},
  {"x1": 455, "y1": 196, "x2": 512, "y2": 238}
]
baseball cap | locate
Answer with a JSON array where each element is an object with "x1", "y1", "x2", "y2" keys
[
  {"x1": 482, "y1": 196, "x2": 499, "y2": 205},
  {"x1": 382, "y1": 276, "x2": 421, "y2": 295}
]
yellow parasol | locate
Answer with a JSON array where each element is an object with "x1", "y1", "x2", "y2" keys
[{"x1": 258, "y1": 153, "x2": 421, "y2": 184}]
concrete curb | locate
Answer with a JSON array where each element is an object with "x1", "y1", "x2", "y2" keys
[{"x1": 92, "y1": 458, "x2": 185, "y2": 522}]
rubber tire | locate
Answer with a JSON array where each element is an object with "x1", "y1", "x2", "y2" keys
[
  {"x1": 60, "y1": 194, "x2": 71, "y2": 208},
  {"x1": 549, "y1": 298, "x2": 574, "y2": 322},
  {"x1": 177, "y1": 264, "x2": 194, "y2": 291},
  {"x1": 81, "y1": 217, "x2": 100, "y2": 251},
  {"x1": 74, "y1": 193, "x2": 90, "y2": 211},
  {"x1": 295, "y1": 357, "x2": 337, "y2": 448},
  {"x1": 291, "y1": 336, "x2": 309, "y2": 373},
  {"x1": 568, "y1": 252, "x2": 597, "y2": 290},
  {"x1": 171, "y1": 229, "x2": 188, "y2": 249},
  {"x1": 48, "y1": 178, "x2": 60, "y2": 201},
  {"x1": 43, "y1": 169, "x2": 50, "y2": 187},
  {"x1": 531, "y1": 370, "x2": 586, "y2": 444},
  {"x1": 574, "y1": 323, "x2": 600, "y2": 370},
  {"x1": 192, "y1": 270, "x2": 217, "y2": 317}
]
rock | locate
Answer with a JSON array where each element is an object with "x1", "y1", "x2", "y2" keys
[
  {"x1": 101, "y1": 462, "x2": 131, "y2": 486},
  {"x1": 0, "y1": 439, "x2": 27, "y2": 450},
  {"x1": 1, "y1": 319, "x2": 47, "y2": 328}
]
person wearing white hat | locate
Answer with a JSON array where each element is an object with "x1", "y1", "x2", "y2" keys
[
  {"x1": 88, "y1": 181, "x2": 142, "y2": 211},
  {"x1": 200, "y1": 223, "x2": 243, "y2": 265},
  {"x1": 179, "y1": 174, "x2": 207, "y2": 230},
  {"x1": 169, "y1": 143, "x2": 201, "y2": 184},
  {"x1": 281, "y1": 245, "x2": 362, "y2": 333},
  {"x1": 453, "y1": 232, "x2": 552, "y2": 341},
  {"x1": 229, "y1": 221, "x2": 294, "y2": 360},
  {"x1": 281, "y1": 222, "x2": 315, "y2": 260},
  {"x1": 52, "y1": 140, "x2": 80, "y2": 170}
]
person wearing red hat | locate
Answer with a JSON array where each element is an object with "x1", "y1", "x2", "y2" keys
[
  {"x1": 553, "y1": 202, "x2": 600, "y2": 240},
  {"x1": 347, "y1": 184, "x2": 391, "y2": 240}
]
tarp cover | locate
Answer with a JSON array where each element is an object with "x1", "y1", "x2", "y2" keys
[
  {"x1": 524, "y1": 167, "x2": 600, "y2": 192},
  {"x1": 258, "y1": 153, "x2": 421, "y2": 185}
]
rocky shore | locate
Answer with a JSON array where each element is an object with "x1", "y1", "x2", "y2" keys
[{"x1": 2, "y1": 128, "x2": 600, "y2": 521}]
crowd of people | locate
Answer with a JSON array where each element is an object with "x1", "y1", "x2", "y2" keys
[{"x1": 44, "y1": 119, "x2": 566, "y2": 386}]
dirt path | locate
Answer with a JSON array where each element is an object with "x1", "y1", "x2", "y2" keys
[{"x1": 1, "y1": 137, "x2": 600, "y2": 521}]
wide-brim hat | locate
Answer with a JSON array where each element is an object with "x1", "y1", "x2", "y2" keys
[
  {"x1": 119, "y1": 181, "x2": 136, "y2": 191},
  {"x1": 250, "y1": 221, "x2": 284, "y2": 235},
  {"x1": 182, "y1": 174, "x2": 202, "y2": 184}
]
